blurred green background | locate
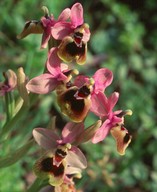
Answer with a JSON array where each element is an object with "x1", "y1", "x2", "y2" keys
[{"x1": 0, "y1": 0, "x2": 157, "y2": 191}]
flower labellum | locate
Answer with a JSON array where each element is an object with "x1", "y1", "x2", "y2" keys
[
  {"x1": 110, "y1": 125, "x2": 132, "y2": 155},
  {"x1": 57, "y1": 79, "x2": 93, "y2": 122},
  {"x1": 57, "y1": 24, "x2": 89, "y2": 65},
  {"x1": 57, "y1": 86, "x2": 91, "y2": 122},
  {"x1": 34, "y1": 154, "x2": 66, "y2": 186},
  {"x1": 34, "y1": 144, "x2": 71, "y2": 186}
]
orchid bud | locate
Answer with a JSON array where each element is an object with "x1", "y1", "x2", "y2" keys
[
  {"x1": 17, "y1": 20, "x2": 43, "y2": 39},
  {"x1": 17, "y1": 67, "x2": 29, "y2": 105},
  {"x1": 0, "y1": 69, "x2": 17, "y2": 96}
]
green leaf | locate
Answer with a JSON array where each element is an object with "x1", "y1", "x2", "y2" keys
[{"x1": 0, "y1": 139, "x2": 34, "y2": 168}]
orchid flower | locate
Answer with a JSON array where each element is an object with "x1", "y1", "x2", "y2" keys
[
  {"x1": 52, "y1": 3, "x2": 90, "y2": 42},
  {"x1": 55, "y1": 68, "x2": 112, "y2": 122},
  {"x1": 40, "y1": 6, "x2": 71, "y2": 48},
  {"x1": 56, "y1": 76, "x2": 94, "y2": 122},
  {"x1": 74, "y1": 68, "x2": 113, "y2": 93},
  {"x1": 0, "y1": 69, "x2": 17, "y2": 96},
  {"x1": 52, "y1": 3, "x2": 90, "y2": 64},
  {"x1": 26, "y1": 48, "x2": 74, "y2": 94},
  {"x1": 17, "y1": 6, "x2": 71, "y2": 49},
  {"x1": 91, "y1": 91, "x2": 132, "y2": 155},
  {"x1": 74, "y1": 68, "x2": 113, "y2": 109},
  {"x1": 32, "y1": 120, "x2": 87, "y2": 186}
]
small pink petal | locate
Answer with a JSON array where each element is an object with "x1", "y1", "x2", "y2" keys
[
  {"x1": 33, "y1": 128, "x2": 59, "y2": 150},
  {"x1": 92, "y1": 119, "x2": 111, "y2": 143},
  {"x1": 108, "y1": 92, "x2": 119, "y2": 111},
  {"x1": 66, "y1": 146, "x2": 87, "y2": 169},
  {"x1": 41, "y1": 30, "x2": 50, "y2": 49},
  {"x1": 61, "y1": 122, "x2": 84, "y2": 144},
  {"x1": 60, "y1": 63, "x2": 69, "y2": 71},
  {"x1": 26, "y1": 73, "x2": 58, "y2": 94},
  {"x1": 93, "y1": 68, "x2": 113, "y2": 93},
  {"x1": 52, "y1": 22, "x2": 72, "y2": 40},
  {"x1": 58, "y1": 8, "x2": 71, "y2": 21},
  {"x1": 71, "y1": 3, "x2": 84, "y2": 28},
  {"x1": 90, "y1": 92, "x2": 109, "y2": 117},
  {"x1": 82, "y1": 24, "x2": 91, "y2": 43},
  {"x1": 74, "y1": 75, "x2": 89, "y2": 88},
  {"x1": 46, "y1": 48, "x2": 61, "y2": 72}
]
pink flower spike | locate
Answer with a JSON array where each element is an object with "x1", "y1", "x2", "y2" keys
[
  {"x1": 93, "y1": 68, "x2": 113, "y2": 94},
  {"x1": 71, "y1": 3, "x2": 84, "y2": 28},
  {"x1": 26, "y1": 73, "x2": 59, "y2": 94},
  {"x1": 33, "y1": 128, "x2": 59, "y2": 150}
]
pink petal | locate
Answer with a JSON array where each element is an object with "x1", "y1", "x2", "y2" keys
[
  {"x1": 26, "y1": 73, "x2": 58, "y2": 94},
  {"x1": 46, "y1": 48, "x2": 61, "y2": 72},
  {"x1": 61, "y1": 122, "x2": 84, "y2": 144},
  {"x1": 58, "y1": 8, "x2": 71, "y2": 21},
  {"x1": 52, "y1": 22, "x2": 72, "y2": 40},
  {"x1": 82, "y1": 24, "x2": 91, "y2": 43},
  {"x1": 40, "y1": 16, "x2": 54, "y2": 49},
  {"x1": 41, "y1": 30, "x2": 50, "y2": 49},
  {"x1": 65, "y1": 166, "x2": 82, "y2": 176},
  {"x1": 73, "y1": 75, "x2": 89, "y2": 88},
  {"x1": 93, "y1": 68, "x2": 113, "y2": 93},
  {"x1": 90, "y1": 92, "x2": 108, "y2": 117},
  {"x1": 66, "y1": 146, "x2": 87, "y2": 169},
  {"x1": 33, "y1": 128, "x2": 59, "y2": 150},
  {"x1": 46, "y1": 48, "x2": 68, "y2": 81},
  {"x1": 60, "y1": 63, "x2": 69, "y2": 71},
  {"x1": 108, "y1": 92, "x2": 119, "y2": 111},
  {"x1": 92, "y1": 119, "x2": 111, "y2": 143},
  {"x1": 75, "y1": 120, "x2": 102, "y2": 145},
  {"x1": 71, "y1": 3, "x2": 84, "y2": 28}
]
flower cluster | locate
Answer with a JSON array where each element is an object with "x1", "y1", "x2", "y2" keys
[{"x1": 8, "y1": 2, "x2": 133, "y2": 191}]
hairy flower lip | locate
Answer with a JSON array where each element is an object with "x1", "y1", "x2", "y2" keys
[
  {"x1": 110, "y1": 125, "x2": 132, "y2": 155},
  {"x1": 57, "y1": 36, "x2": 87, "y2": 65}
]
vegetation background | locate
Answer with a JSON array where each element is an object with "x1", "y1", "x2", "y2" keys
[{"x1": 0, "y1": 0, "x2": 157, "y2": 191}]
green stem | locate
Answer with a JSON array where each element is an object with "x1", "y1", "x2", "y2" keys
[
  {"x1": 1, "y1": 93, "x2": 37, "y2": 139},
  {"x1": 1, "y1": 103, "x2": 28, "y2": 138},
  {"x1": 5, "y1": 91, "x2": 15, "y2": 121},
  {"x1": 27, "y1": 178, "x2": 48, "y2": 192}
]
